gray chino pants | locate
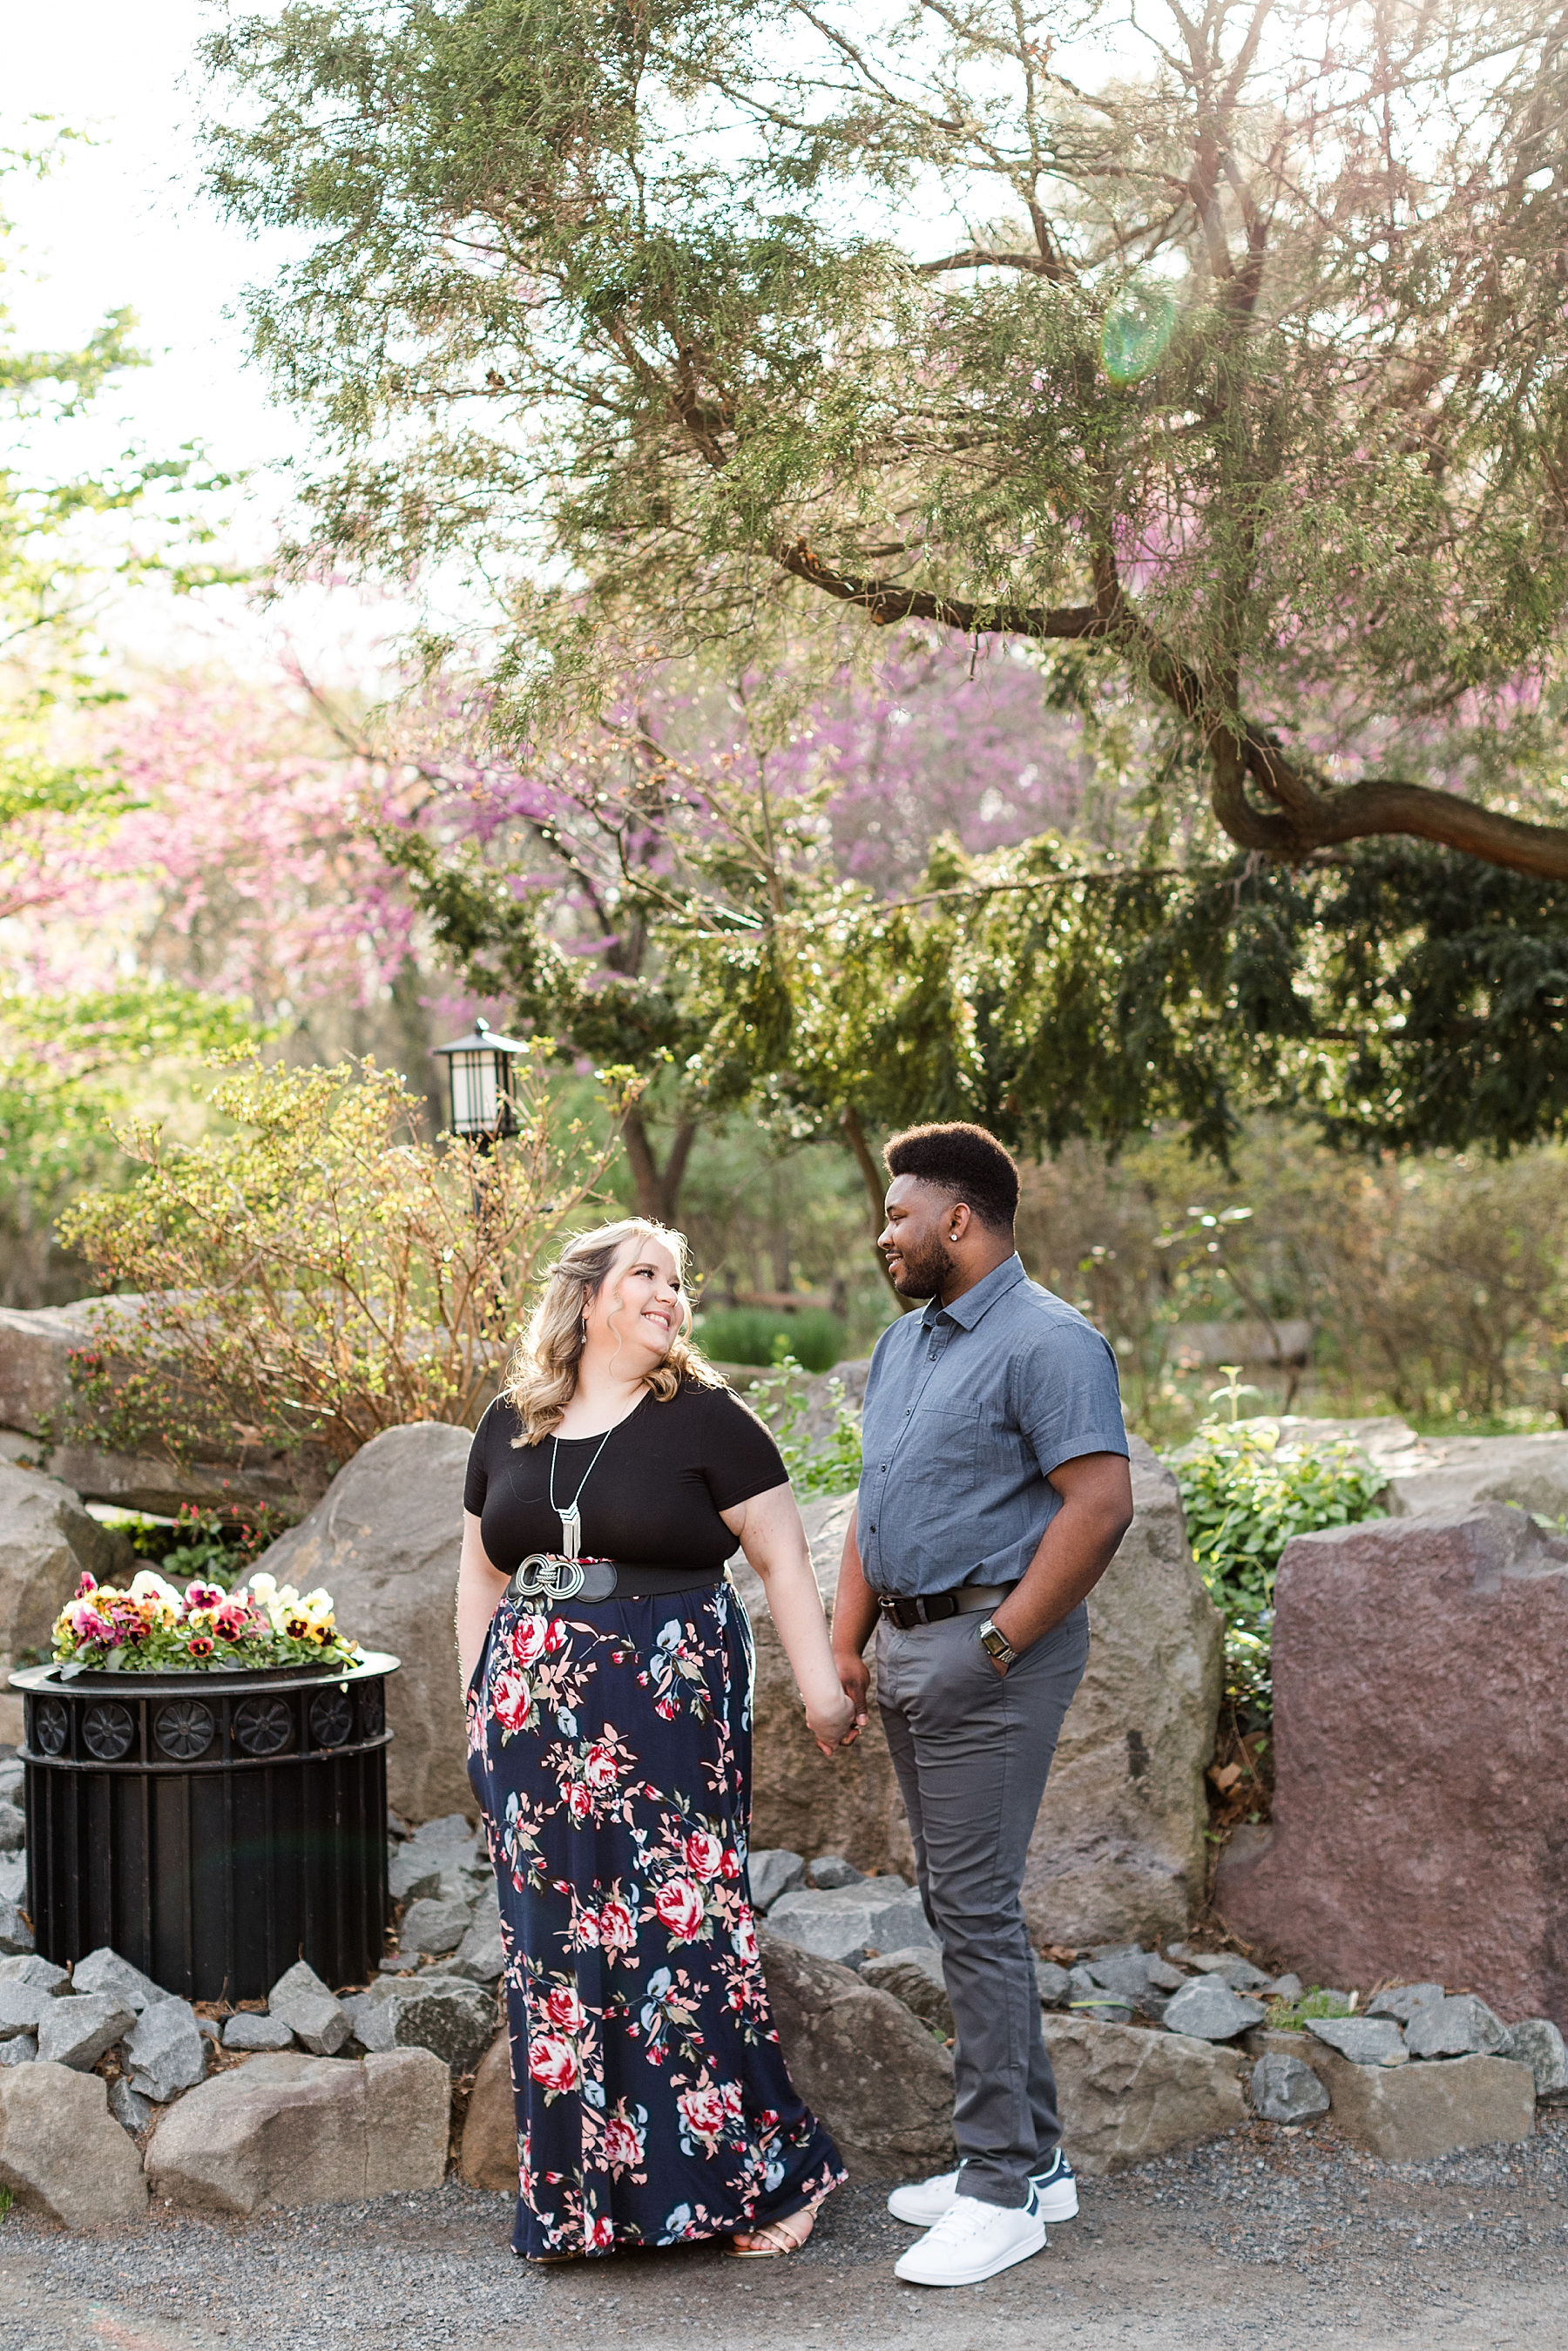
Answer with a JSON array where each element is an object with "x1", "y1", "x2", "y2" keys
[{"x1": 875, "y1": 1599, "x2": 1091, "y2": 2209}]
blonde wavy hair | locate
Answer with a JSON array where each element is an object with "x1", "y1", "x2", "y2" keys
[{"x1": 504, "y1": 1218, "x2": 726, "y2": 1444}]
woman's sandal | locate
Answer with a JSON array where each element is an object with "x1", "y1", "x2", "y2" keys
[{"x1": 727, "y1": 2209, "x2": 815, "y2": 2258}]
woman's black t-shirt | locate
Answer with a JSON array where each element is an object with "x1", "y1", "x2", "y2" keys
[{"x1": 463, "y1": 1380, "x2": 789, "y2": 1575}]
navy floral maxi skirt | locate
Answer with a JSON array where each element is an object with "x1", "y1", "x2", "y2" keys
[{"x1": 466, "y1": 1577, "x2": 847, "y2": 2259}]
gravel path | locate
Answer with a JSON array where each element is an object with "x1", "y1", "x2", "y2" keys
[{"x1": 0, "y1": 2112, "x2": 1564, "y2": 2351}]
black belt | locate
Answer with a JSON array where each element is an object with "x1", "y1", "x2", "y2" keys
[
  {"x1": 877, "y1": 1581, "x2": 1015, "y2": 1630},
  {"x1": 504, "y1": 1557, "x2": 727, "y2": 1607}
]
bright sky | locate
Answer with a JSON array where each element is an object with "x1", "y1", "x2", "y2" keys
[{"x1": 3, "y1": 0, "x2": 402, "y2": 681}]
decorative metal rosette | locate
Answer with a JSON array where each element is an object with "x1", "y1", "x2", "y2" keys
[
  {"x1": 360, "y1": 1683, "x2": 385, "y2": 1736},
  {"x1": 308, "y1": 1687, "x2": 354, "y2": 1748},
  {"x1": 232, "y1": 1695, "x2": 294, "y2": 1757},
  {"x1": 32, "y1": 1697, "x2": 68, "y2": 1757},
  {"x1": 81, "y1": 1702, "x2": 135, "y2": 1762},
  {"x1": 154, "y1": 1699, "x2": 216, "y2": 1761}
]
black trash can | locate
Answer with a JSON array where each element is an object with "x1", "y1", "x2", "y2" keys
[{"x1": 10, "y1": 1652, "x2": 398, "y2": 2001}]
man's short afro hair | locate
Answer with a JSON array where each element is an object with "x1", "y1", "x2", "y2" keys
[{"x1": 882, "y1": 1122, "x2": 1020, "y2": 1234}]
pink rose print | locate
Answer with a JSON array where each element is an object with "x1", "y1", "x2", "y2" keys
[
  {"x1": 720, "y1": 2080, "x2": 744, "y2": 2121},
  {"x1": 544, "y1": 1984, "x2": 587, "y2": 2033},
  {"x1": 598, "y1": 1898, "x2": 637, "y2": 1951},
  {"x1": 677, "y1": 2084, "x2": 726, "y2": 2143},
  {"x1": 491, "y1": 1667, "x2": 533, "y2": 1731},
  {"x1": 730, "y1": 1909, "x2": 759, "y2": 1966},
  {"x1": 652, "y1": 1878, "x2": 705, "y2": 1940},
  {"x1": 720, "y1": 1847, "x2": 740, "y2": 1878},
  {"x1": 512, "y1": 1614, "x2": 565, "y2": 1667},
  {"x1": 602, "y1": 2114, "x2": 644, "y2": 2169},
  {"x1": 528, "y1": 2034, "x2": 578, "y2": 2094},
  {"x1": 583, "y1": 1743, "x2": 621, "y2": 1793},
  {"x1": 565, "y1": 1781, "x2": 593, "y2": 1821},
  {"x1": 573, "y1": 1906, "x2": 602, "y2": 1947},
  {"x1": 654, "y1": 1697, "x2": 677, "y2": 1721},
  {"x1": 585, "y1": 2213, "x2": 614, "y2": 2252},
  {"x1": 684, "y1": 1830, "x2": 725, "y2": 1880}
]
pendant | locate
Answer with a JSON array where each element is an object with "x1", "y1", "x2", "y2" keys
[{"x1": 558, "y1": 1507, "x2": 581, "y2": 1563}]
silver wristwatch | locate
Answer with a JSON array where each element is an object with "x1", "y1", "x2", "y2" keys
[{"x1": 978, "y1": 1618, "x2": 1017, "y2": 1667}]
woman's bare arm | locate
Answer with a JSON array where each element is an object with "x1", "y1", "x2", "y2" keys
[
  {"x1": 721, "y1": 1483, "x2": 855, "y2": 1756},
  {"x1": 456, "y1": 1509, "x2": 510, "y2": 1692}
]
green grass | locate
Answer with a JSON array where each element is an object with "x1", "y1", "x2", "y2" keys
[
  {"x1": 696, "y1": 1306, "x2": 846, "y2": 1374},
  {"x1": 1267, "y1": 1987, "x2": 1354, "y2": 2030}
]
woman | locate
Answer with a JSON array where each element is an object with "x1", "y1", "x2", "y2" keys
[{"x1": 457, "y1": 1217, "x2": 857, "y2": 2262}]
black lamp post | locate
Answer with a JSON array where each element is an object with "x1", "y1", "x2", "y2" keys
[{"x1": 431, "y1": 1017, "x2": 526, "y2": 1149}]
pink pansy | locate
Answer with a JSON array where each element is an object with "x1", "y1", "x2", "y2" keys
[
  {"x1": 652, "y1": 1879, "x2": 705, "y2": 1940},
  {"x1": 184, "y1": 1581, "x2": 226, "y2": 1611}
]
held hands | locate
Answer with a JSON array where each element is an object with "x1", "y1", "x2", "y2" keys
[{"x1": 807, "y1": 1683, "x2": 858, "y2": 1758}]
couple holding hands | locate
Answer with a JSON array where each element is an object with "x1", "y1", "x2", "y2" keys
[{"x1": 456, "y1": 1120, "x2": 1133, "y2": 2288}]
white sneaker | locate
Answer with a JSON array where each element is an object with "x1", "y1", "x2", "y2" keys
[
  {"x1": 888, "y1": 2150, "x2": 1078, "y2": 2227},
  {"x1": 893, "y1": 2192, "x2": 1046, "y2": 2287}
]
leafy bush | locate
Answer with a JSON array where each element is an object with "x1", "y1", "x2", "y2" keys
[
  {"x1": 1267, "y1": 1987, "x2": 1355, "y2": 2029},
  {"x1": 747, "y1": 1355, "x2": 863, "y2": 1499},
  {"x1": 697, "y1": 1306, "x2": 846, "y2": 1375},
  {"x1": 96, "y1": 1502, "x2": 296, "y2": 1591},
  {"x1": 1171, "y1": 1420, "x2": 1389, "y2": 1719},
  {"x1": 57, "y1": 1052, "x2": 634, "y2": 1475}
]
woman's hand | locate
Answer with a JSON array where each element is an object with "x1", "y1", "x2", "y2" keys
[{"x1": 806, "y1": 1686, "x2": 857, "y2": 1757}]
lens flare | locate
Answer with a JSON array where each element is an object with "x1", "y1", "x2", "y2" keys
[{"x1": 1100, "y1": 281, "x2": 1178, "y2": 385}]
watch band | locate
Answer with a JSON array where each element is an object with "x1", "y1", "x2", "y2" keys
[{"x1": 978, "y1": 1617, "x2": 1017, "y2": 1666}]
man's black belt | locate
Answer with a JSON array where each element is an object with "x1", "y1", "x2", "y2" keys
[
  {"x1": 877, "y1": 1582, "x2": 1016, "y2": 1629},
  {"x1": 504, "y1": 1556, "x2": 727, "y2": 1607}
]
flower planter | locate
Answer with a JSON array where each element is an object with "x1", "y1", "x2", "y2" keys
[{"x1": 10, "y1": 1652, "x2": 399, "y2": 2001}]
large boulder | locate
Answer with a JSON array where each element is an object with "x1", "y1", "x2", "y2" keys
[
  {"x1": 252, "y1": 1423, "x2": 474, "y2": 1821},
  {"x1": 1039, "y1": 2014, "x2": 1247, "y2": 2174},
  {"x1": 1260, "y1": 1413, "x2": 1568, "y2": 1524},
  {"x1": 145, "y1": 2049, "x2": 450, "y2": 2213},
  {"x1": 0, "y1": 1465, "x2": 130, "y2": 1745},
  {"x1": 1217, "y1": 1504, "x2": 1568, "y2": 2028},
  {"x1": 758, "y1": 1923, "x2": 955, "y2": 2179},
  {"x1": 742, "y1": 1440, "x2": 1222, "y2": 1946},
  {"x1": 459, "y1": 2029, "x2": 517, "y2": 2191},
  {"x1": 0, "y1": 2060, "x2": 148, "y2": 2226}
]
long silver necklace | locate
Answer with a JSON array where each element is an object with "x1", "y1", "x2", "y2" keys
[{"x1": 548, "y1": 1424, "x2": 616, "y2": 1562}]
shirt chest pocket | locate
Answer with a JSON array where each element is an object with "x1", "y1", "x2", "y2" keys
[{"x1": 898, "y1": 1393, "x2": 983, "y2": 1477}]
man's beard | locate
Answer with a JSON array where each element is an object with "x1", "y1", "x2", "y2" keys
[{"x1": 887, "y1": 1234, "x2": 956, "y2": 1300}]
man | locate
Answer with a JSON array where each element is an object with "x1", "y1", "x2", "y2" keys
[{"x1": 832, "y1": 1120, "x2": 1133, "y2": 2289}]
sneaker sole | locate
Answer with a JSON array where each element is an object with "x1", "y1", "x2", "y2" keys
[{"x1": 894, "y1": 2217, "x2": 1047, "y2": 2287}]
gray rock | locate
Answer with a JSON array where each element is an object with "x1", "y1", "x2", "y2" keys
[
  {"x1": 378, "y1": 1949, "x2": 423, "y2": 1975},
  {"x1": 1262, "y1": 1973, "x2": 1303, "y2": 2003},
  {"x1": 0, "y1": 1461, "x2": 134, "y2": 1752},
  {"x1": 352, "y1": 1973, "x2": 494, "y2": 2075},
  {"x1": 0, "y1": 1956, "x2": 68, "y2": 1998},
  {"x1": 36, "y1": 1993, "x2": 136, "y2": 2071},
  {"x1": 1308, "y1": 2045, "x2": 1536, "y2": 2161},
  {"x1": 0, "y1": 2034, "x2": 35, "y2": 2066},
  {"x1": 1161, "y1": 1978, "x2": 1265, "y2": 2043},
  {"x1": 0, "y1": 1899, "x2": 32, "y2": 1956},
  {"x1": 0, "y1": 2058, "x2": 147, "y2": 2225},
  {"x1": 1404, "y1": 1993, "x2": 1511, "y2": 2060},
  {"x1": 406, "y1": 1810, "x2": 480, "y2": 1854},
  {"x1": 765, "y1": 1882, "x2": 936, "y2": 1970},
  {"x1": 197, "y1": 2017, "x2": 220, "y2": 2044},
  {"x1": 759, "y1": 1925, "x2": 955, "y2": 2179},
  {"x1": 1068, "y1": 1963, "x2": 1132, "y2": 2024},
  {"x1": 1367, "y1": 1981, "x2": 1445, "y2": 2023},
  {"x1": 1146, "y1": 1956, "x2": 1190, "y2": 1992},
  {"x1": 145, "y1": 2049, "x2": 452, "y2": 2214},
  {"x1": 447, "y1": 1913, "x2": 505, "y2": 1988},
  {"x1": 387, "y1": 1848, "x2": 443, "y2": 1906},
  {"x1": 747, "y1": 1849, "x2": 805, "y2": 1912},
  {"x1": 0, "y1": 1763, "x2": 23, "y2": 1807},
  {"x1": 0, "y1": 1856, "x2": 26, "y2": 1908},
  {"x1": 1035, "y1": 1960, "x2": 1072, "y2": 2008},
  {"x1": 1500, "y1": 2018, "x2": 1568, "y2": 2101},
  {"x1": 1085, "y1": 1950, "x2": 1173, "y2": 2018},
  {"x1": 252, "y1": 1428, "x2": 480, "y2": 1820},
  {"x1": 861, "y1": 1946, "x2": 952, "y2": 2037},
  {"x1": 1307, "y1": 2015, "x2": 1409, "y2": 2067},
  {"x1": 222, "y1": 2011, "x2": 296, "y2": 2053},
  {"x1": 399, "y1": 1895, "x2": 471, "y2": 1956},
  {"x1": 267, "y1": 1961, "x2": 353, "y2": 2057},
  {"x1": 71, "y1": 1946, "x2": 160, "y2": 2013},
  {"x1": 108, "y1": 2077, "x2": 152, "y2": 2133},
  {"x1": 0, "y1": 1983, "x2": 53, "y2": 2039},
  {"x1": 1043, "y1": 2013, "x2": 1247, "y2": 2173},
  {"x1": 1251, "y1": 2050, "x2": 1331, "y2": 2123},
  {"x1": 0, "y1": 1803, "x2": 25, "y2": 1854},
  {"x1": 1185, "y1": 1951, "x2": 1271, "y2": 1993},
  {"x1": 807, "y1": 1854, "x2": 864, "y2": 1890},
  {"x1": 123, "y1": 1996, "x2": 206, "y2": 2101}
]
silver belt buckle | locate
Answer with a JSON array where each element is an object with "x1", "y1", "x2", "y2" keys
[{"x1": 512, "y1": 1552, "x2": 587, "y2": 1609}]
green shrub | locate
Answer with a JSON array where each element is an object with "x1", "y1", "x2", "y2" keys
[
  {"x1": 1268, "y1": 1987, "x2": 1355, "y2": 2029},
  {"x1": 747, "y1": 1355, "x2": 863, "y2": 1498},
  {"x1": 697, "y1": 1306, "x2": 846, "y2": 1375},
  {"x1": 1169, "y1": 1420, "x2": 1389, "y2": 1719},
  {"x1": 95, "y1": 1501, "x2": 297, "y2": 1591}
]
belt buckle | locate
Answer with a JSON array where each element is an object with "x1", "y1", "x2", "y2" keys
[{"x1": 512, "y1": 1553, "x2": 587, "y2": 1609}]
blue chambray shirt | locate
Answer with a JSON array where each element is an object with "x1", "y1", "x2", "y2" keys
[{"x1": 856, "y1": 1253, "x2": 1128, "y2": 1596}]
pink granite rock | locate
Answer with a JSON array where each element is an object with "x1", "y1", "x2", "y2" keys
[{"x1": 1217, "y1": 1503, "x2": 1568, "y2": 2030}]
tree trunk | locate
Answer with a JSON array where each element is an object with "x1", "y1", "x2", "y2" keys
[
  {"x1": 841, "y1": 1106, "x2": 915, "y2": 1311},
  {"x1": 622, "y1": 1106, "x2": 700, "y2": 1225}
]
